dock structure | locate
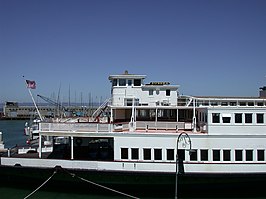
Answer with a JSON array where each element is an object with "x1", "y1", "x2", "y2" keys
[{"x1": 2, "y1": 101, "x2": 98, "y2": 120}]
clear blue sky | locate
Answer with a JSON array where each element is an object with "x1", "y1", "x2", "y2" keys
[{"x1": 1, "y1": 0, "x2": 266, "y2": 103}]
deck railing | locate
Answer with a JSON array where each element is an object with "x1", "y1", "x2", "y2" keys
[
  {"x1": 39, "y1": 122, "x2": 112, "y2": 132},
  {"x1": 39, "y1": 121, "x2": 196, "y2": 133}
]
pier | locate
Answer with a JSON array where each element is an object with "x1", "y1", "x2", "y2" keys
[{"x1": 1, "y1": 101, "x2": 98, "y2": 120}]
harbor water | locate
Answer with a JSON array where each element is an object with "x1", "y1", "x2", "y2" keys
[{"x1": 0, "y1": 120, "x2": 265, "y2": 199}]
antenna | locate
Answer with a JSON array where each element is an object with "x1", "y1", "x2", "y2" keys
[{"x1": 68, "y1": 84, "x2": 71, "y2": 108}]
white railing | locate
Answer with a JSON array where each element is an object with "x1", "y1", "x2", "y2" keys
[
  {"x1": 39, "y1": 122, "x2": 112, "y2": 132},
  {"x1": 39, "y1": 121, "x2": 197, "y2": 133}
]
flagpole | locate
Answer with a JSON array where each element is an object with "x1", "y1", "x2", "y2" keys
[
  {"x1": 23, "y1": 76, "x2": 43, "y2": 121},
  {"x1": 27, "y1": 88, "x2": 43, "y2": 121}
]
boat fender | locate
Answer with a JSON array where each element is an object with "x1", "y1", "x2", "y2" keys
[
  {"x1": 26, "y1": 139, "x2": 31, "y2": 145},
  {"x1": 75, "y1": 138, "x2": 82, "y2": 146}
]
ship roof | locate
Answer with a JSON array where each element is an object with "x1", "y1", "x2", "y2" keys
[
  {"x1": 109, "y1": 70, "x2": 146, "y2": 80},
  {"x1": 192, "y1": 95, "x2": 266, "y2": 100}
]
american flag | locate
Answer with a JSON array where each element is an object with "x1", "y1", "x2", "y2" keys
[{"x1": 26, "y1": 80, "x2": 36, "y2": 89}]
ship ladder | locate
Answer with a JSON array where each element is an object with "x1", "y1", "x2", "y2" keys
[{"x1": 92, "y1": 98, "x2": 111, "y2": 121}]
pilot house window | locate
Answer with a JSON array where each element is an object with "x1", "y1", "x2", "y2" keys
[
  {"x1": 119, "y1": 79, "x2": 126, "y2": 86},
  {"x1": 112, "y1": 79, "x2": 117, "y2": 86},
  {"x1": 134, "y1": 79, "x2": 141, "y2": 86},
  {"x1": 128, "y1": 79, "x2": 132, "y2": 86}
]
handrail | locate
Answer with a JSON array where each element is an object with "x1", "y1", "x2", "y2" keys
[{"x1": 92, "y1": 98, "x2": 111, "y2": 121}]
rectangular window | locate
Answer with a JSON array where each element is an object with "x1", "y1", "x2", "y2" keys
[
  {"x1": 125, "y1": 98, "x2": 133, "y2": 106},
  {"x1": 166, "y1": 89, "x2": 170, "y2": 96},
  {"x1": 245, "y1": 113, "x2": 252, "y2": 123},
  {"x1": 121, "y1": 148, "x2": 128, "y2": 159},
  {"x1": 257, "y1": 150, "x2": 265, "y2": 161},
  {"x1": 240, "y1": 102, "x2": 246, "y2": 106},
  {"x1": 223, "y1": 150, "x2": 231, "y2": 161},
  {"x1": 143, "y1": 148, "x2": 151, "y2": 160},
  {"x1": 256, "y1": 113, "x2": 264, "y2": 124},
  {"x1": 119, "y1": 79, "x2": 126, "y2": 86},
  {"x1": 177, "y1": 149, "x2": 185, "y2": 160},
  {"x1": 212, "y1": 113, "x2": 220, "y2": 123},
  {"x1": 230, "y1": 102, "x2": 237, "y2": 106},
  {"x1": 235, "y1": 150, "x2": 243, "y2": 161},
  {"x1": 154, "y1": 149, "x2": 162, "y2": 160},
  {"x1": 257, "y1": 102, "x2": 263, "y2": 106},
  {"x1": 246, "y1": 150, "x2": 253, "y2": 161},
  {"x1": 200, "y1": 149, "x2": 208, "y2": 161},
  {"x1": 134, "y1": 79, "x2": 141, "y2": 86},
  {"x1": 131, "y1": 148, "x2": 139, "y2": 160},
  {"x1": 213, "y1": 150, "x2": 220, "y2": 161},
  {"x1": 149, "y1": 89, "x2": 153, "y2": 96},
  {"x1": 221, "y1": 102, "x2": 228, "y2": 106},
  {"x1": 222, "y1": 117, "x2": 231, "y2": 123},
  {"x1": 112, "y1": 79, "x2": 117, "y2": 86},
  {"x1": 190, "y1": 149, "x2": 197, "y2": 161},
  {"x1": 167, "y1": 149, "x2": 175, "y2": 161},
  {"x1": 128, "y1": 79, "x2": 132, "y2": 86},
  {"x1": 248, "y1": 102, "x2": 254, "y2": 106},
  {"x1": 235, "y1": 113, "x2": 242, "y2": 123}
]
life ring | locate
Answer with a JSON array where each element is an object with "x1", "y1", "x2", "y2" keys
[{"x1": 75, "y1": 138, "x2": 82, "y2": 146}]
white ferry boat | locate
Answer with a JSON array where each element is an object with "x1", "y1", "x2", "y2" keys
[{"x1": 1, "y1": 71, "x2": 266, "y2": 198}]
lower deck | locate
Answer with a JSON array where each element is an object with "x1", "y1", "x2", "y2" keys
[{"x1": 4, "y1": 132, "x2": 266, "y2": 172}]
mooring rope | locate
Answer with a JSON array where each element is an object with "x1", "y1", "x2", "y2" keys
[
  {"x1": 62, "y1": 168, "x2": 140, "y2": 199},
  {"x1": 23, "y1": 170, "x2": 57, "y2": 199}
]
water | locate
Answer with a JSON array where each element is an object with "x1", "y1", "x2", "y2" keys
[
  {"x1": 0, "y1": 120, "x2": 29, "y2": 148},
  {"x1": 0, "y1": 120, "x2": 264, "y2": 199}
]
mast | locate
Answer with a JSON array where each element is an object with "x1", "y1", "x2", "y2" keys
[{"x1": 68, "y1": 84, "x2": 71, "y2": 108}]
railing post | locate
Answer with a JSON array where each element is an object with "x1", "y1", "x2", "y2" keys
[
  {"x1": 39, "y1": 135, "x2": 42, "y2": 158},
  {"x1": 71, "y1": 136, "x2": 74, "y2": 160}
]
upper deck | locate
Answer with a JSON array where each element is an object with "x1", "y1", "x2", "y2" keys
[
  {"x1": 39, "y1": 120, "x2": 202, "y2": 135},
  {"x1": 38, "y1": 72, "x2": 266, "y2": 137}
]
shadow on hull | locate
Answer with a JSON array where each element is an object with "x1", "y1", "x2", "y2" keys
[{"x1": 0, "y1": 166, "x2": 266, "y2": 198}]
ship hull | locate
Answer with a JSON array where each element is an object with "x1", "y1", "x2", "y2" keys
[{"x1": 0, "y1": 165, "x2": 266, "y2": 198}]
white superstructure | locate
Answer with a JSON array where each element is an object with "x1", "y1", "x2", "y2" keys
[{"x1": 1, "y1": 71, "x2": 266, "y2": 187}]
